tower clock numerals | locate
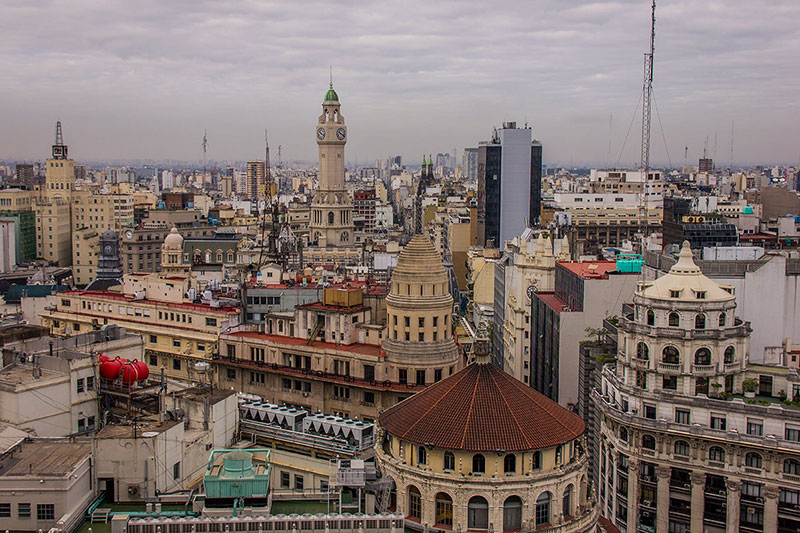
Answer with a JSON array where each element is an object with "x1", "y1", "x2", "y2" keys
[
  {"x1": 336, "y1": 127, "x2": 346, "y2": 140},
  {"x1": 317, "y1": 127, "x2": 326, "y2": 140}
]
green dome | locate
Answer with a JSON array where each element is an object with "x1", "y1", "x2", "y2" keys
[
  {"x1": 742, "y1": 205, "x2": 754, "y2": 215},
  {"x1": 324, "y1": 82, "x2": 339, "y2": 102}
]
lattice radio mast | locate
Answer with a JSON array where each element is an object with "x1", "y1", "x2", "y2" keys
[{"x1": 639, "y1": 0, "x2": 656, "y2": 237}]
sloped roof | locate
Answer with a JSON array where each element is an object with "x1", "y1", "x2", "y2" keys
[{"x1": 379, "y1": 362, "x2": 585, "y2": 452}]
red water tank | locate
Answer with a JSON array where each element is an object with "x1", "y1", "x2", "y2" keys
[
  {"x1": 98, "y1": 354, "x2": 109, "y2": 363},
  {"x1": 99, "y1": 357, "x2": 124, "y2": 380},
  {"x1": 120, "y1": 359, "x2": 149, "y2": 383},
  {"x1": 134, "y1": 360, "x2": 149, "y2": 381}
]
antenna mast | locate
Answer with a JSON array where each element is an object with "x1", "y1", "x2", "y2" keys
[
  {"x1": 640, "y1": 0, "x2": 656, "y2": 237},
  {"x1": 202, "y1": 130, "x2": 208, "y2": 181}
]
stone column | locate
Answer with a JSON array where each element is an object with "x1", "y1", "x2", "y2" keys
[
  {"x1": 656, "y1": 465, "x2": 671, "y2": 533},
  {"x1": 690, "y1": 471, "x2": 705, "y2": 533},
  {"x1": 764, "y1": 485, "x2": 779, "y2": 533},
  {"x1": 626, "y1": 459, "x2": 639, "y2": 533},
  {"x1": 725, "y1": 479, "x2": 741, "y2": 533}
]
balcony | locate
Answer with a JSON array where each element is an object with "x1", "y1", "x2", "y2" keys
[
  {"x1": 779, "y1": 502, "x2": 800, "y2": 518},
  {"x1": 659, "y1": 361, "x2": 681, "y2": 374},
  {"x1": 724, "y1": 360, "x2": 740, "y2": 372},
  {"x1": 632, "y1": 358, "x2": 650, "y2": 370},
  {"x1": 692, "y1": 364, "x2": 715, "y2": 376}
]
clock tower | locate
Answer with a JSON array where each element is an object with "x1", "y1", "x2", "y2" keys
[{"x1": 309, "y1": 81, "x2": 354, "y2": 247}]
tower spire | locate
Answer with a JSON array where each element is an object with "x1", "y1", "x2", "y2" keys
[{"x1": 52, "y1": 120, "x2": 68, "y2": 159}]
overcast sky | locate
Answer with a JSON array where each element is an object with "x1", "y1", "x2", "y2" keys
[{"x1": 1, "y1": 0, "x2": 798, "y2": 167}]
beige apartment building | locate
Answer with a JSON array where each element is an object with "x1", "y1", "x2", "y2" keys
[
  {"x1": 214, "y1": 233, "x2": 463, "y2": 422},
  {"x1": 38, "y1": 273, "x2": 240, "y2": 382}
]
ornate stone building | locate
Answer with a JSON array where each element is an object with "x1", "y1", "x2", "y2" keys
[
  {"x1": 212, "y1": 232, "x2": 463, "y2": 422},
  {"x1": 375, "y1": 328, "x2": 597, "y2": 532},
  {"x1": 594, "y1": 241, "x2": 800, "y2": 533}
]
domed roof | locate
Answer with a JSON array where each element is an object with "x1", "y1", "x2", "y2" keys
[
  {"x1": 379, "y1": 362, "x2": 585, "y2": 452},
  {"x1": 391, "y1": 233, "x2": 446, "y2": 280},
  {"x1": 640, "y1": 240, "x2": 734, "y2": 302},
  {"x1": 163, "y1": 227, "x2": 184, "y2": 250},
  {"x1": 324, "y1": 82, "x2": 339, "y2": 102},
  {"x1": 742, "y1": 205, "x2": 754, "y2": 214}
]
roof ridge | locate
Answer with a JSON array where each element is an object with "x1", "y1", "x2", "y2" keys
[
  {"x1": 489, "y1": 368, "x2": 533, "y2": 449},
  {"x1": 458, "y1": 365, "x2": 481, "y2": 449},
  {"x1": 505, "y1": 372, "x2": 582, "y2": 437},
  {"x1": 393, "y1": 364, "x2": 474, "y2": 440}
]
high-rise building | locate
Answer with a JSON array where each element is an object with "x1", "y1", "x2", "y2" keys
[
  {"x1": 477, "y1": 122, "x2": 542, "y2": 248},
  {"x1": 15, "y1": 163, "x2": 35, "y2": 189},
  {"x1": 699, "y1": 157, "x2": 714, "y2": 173},
  {"x1": 246, "y1": 160, "x2": 266, "y2": 200},
  {"x1": 462, "y1": 147, "x2": 478, "y2": 181},
  {"x1": 308, "y1": 82, "x2": 354, "y2": 247}
]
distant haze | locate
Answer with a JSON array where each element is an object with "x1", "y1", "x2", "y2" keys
[{"x1": 1, "y1": 0, "x2": 798, "y2": 167}]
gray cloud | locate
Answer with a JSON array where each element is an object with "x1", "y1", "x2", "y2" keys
[{"x1": 0, "y1": 0, "x2": 798, "y2": 166}]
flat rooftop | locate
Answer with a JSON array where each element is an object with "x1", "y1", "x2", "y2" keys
[
  {"x1": 0, "y1": 441, "x2": 90, "y2": 477},
  {"x1": 0, "y1": 364, "x2": 62, "y2": 387},
  {"x1": 225, "y1": 331, "x2": 382, "y2": 357},
  {"x1": 558, "y1": 260, "x2": 623, "y2": 279},
  {"x1": 96, "y1": 418, "x2": 180, "y2": 439}
]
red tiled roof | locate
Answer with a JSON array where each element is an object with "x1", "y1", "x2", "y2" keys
[
  {"x1": 557, "y1": 261, "x2": 619, "y2": 279},
  {"x1": 224, "y1": 330, "x2": 383, "y2": 357},
  {"x1": 379, "y1": 362, "x2": 585, "y2": 451}
]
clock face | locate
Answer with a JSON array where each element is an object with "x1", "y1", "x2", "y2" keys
[
  {"x1": 125, "y1": 230, "x2": 133, "y2": 239},
  {"x1": 526, "y1": 285, "x2": 538, "y2": 300},
  {"x1": 104, "y1": 245, "x2": 113, "y2": 255},
  {"x1": 336, "y1": 127, "x2": 346, "y2": 140},
  {"x1": 317, "y1": 127, "x2": 326, "y2": 140}
]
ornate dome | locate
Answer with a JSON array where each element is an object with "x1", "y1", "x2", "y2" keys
[
  {"x1": 163, "y1": 227, "x2": 184, "y2": 250},
  {"x1": 324, "y1": 82, "x2": 339, "y2": 102},
  {"x1": 379, "y1": 361, "x2": 585, "y2": 452},
  {"x1": 639, "y1": 240, "x2": 734, "y2": 303}
]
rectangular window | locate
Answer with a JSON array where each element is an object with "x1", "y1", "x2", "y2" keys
[
  {"x1": 710, "y1": 415, "x2": 727, "y2": 431},
  {"x1": 662, "y1": 376, "x2": 677, "y2": 390},
  {"x1": 18, "y1": 502, "x2": 31, "y2": 518},
  {"x1": 37, "y1": 504, "x2": 55, "y2": 521},
  {"x1": 294, "y1": 474, "x2": 304, "y2": 490},
  {"x1": 173, "y1": 338, "x2": 181, "y2": 348},
  {"x1": 786, "y1": 425, "x2": 800, "y2": 442},
  {"x1": 364, "y1": 391, "x2": 375, "y2": 405},
  {"x1": 172, "y1": 462, "x2": 181, "y2": 480},
  {"x1": 398, "y1": 369, "x2": 407, "y2": 385},
  {"x1": 675, "y1": 409, "x2": 690, "y2": 425},
  {"x1": 0, "y1": 503, "x2": 10, "y2": 518},
  {"x1": 280, "y1": 471, "x2": 290, "y2": 488},
  {"x1": 206, "y1": 317, "x2": 217, "y2": 327},
  {"x1": 173, "y1": 359, "x2": 181, "y2": 371},
  {"x1": 643, "y1": 404, "x2": 657, "y2": 420},
  {"x1": 747, "y1": 418, "x2": 763, "y2": 436},
  {"x1": 416, "y1": 370, "x2": 426, "y2": 386},
  {"x1": 282, "y1": 378, "x2": 292, "y2": 390},
  {"x1": 149, "y1": 355, "x2": 158, "y2": 366},
  {"x1": 197, "y1": 343, "x2": 205, "y2": 351},
  {"x1": 149, "y1": 334, "x2": 157, "y2": 343},
  {"x1": 434, "y1": 368, "x2": 443, "y2": 382},
  {"x1": 76, "y1": 378, "x2": 85, "y2": 394}
]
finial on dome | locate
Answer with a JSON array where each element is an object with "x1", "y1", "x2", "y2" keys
[{"x1": 670, "y1": 240, "x2": 701, "y2": 275}]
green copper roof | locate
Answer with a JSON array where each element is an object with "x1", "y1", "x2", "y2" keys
[{"x1": 324, "y1": 82, "x2": 339, "y2": 102}]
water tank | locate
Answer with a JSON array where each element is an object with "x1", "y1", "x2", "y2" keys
[
  {"x1": 223, "y1": 451, "x2": 254, "y2": 478},
  {"x1": 99, "y1": 357, "x2": 124, "y2": 380}
]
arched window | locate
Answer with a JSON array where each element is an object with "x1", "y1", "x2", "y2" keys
[
  {"x1": 636, "y1": 342, "x2": 649, "y2": 361},
  {"x1": 694, "y1": 348, "x2": 711, "y2": 366},
  {"x1": 443, "y1": 451, "x2": 455, "y2": 471},
  {"x1": 709, "y1": 446, "x2": 725, "y2": 463},
  {"x1": 340, "y1": 231, "x2": 349, "y2": 243},
  {"x1": 695, "y1": 314, "x2": 706, "y2": 329},
  {"x1": 668, "y1": 312, "x2": 680, "y2": 327},
  {"x1": 724, "y1": 346, "x2": 735, "y2": 364},
  {"x1": 503, "y1": 495, "x2": 523, "y2": 531},
  {"x1": 227, "y1": 251, "x2": 234, "y2": 263},
  {"x1": 204, "y1": 251, "x2": 212, "y2": 263},
  {"x1": 327, "y1": 211, "x2": 334, "y2": 224},
  {"x1": 417, "y1": 446, "x2": 426, "y2": 466},
  {"x1": 646, "y1": 309, "x2": 655, "y2": 325},
  {"x1": 472, "y1": 454, "x2": 485, "y2": 474},
  {"x1": 674, "y1": 440, "x2": 690, "y2": 456},
  {"x1": 662, "y1": 346, "x2": 680, "y2": 364},
  {"x1": 435, "y1": 492, "x2": 453, "y2": 527},
  {"x1": 468, "y1": 496, "x2": 489, "y2": 530},
  {"x1": 642, "y1": 435, "x2": 656, "y2": 450},
  {"x1": 532, "y1": 451, "x2": 542, "y2": 470},
  {"x1": 407, "y1": 485, "x2": 421, "y2": 520},
  {"x1": 504, "y1": 454, "x2": 516, "y2": 474},
  {"x1": 785, "y1": 459, "x2": 800, "y2": 475},
  {"x1": 535, "y1": 492, "x2": 551, "y2": 526},
  {"x1": 719, "y1": 313, "x2": 726, "y2": 327},
  {"x1": 215, "y1": 250, "x2": 223, "y2": 263},
  {"x1": 562, "y1": 485, "x2": 574, "y2": 518},
  {"x1": 745, "y1": 453, "x2": 762, "y2": 469}
]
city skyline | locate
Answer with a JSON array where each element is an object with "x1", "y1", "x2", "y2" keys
[{"x1": 1, "y1": 0, "x2": 798, "y2": 166}]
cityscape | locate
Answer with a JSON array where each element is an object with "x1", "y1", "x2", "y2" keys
[{"x1": 0, "y1": 1, "x2": 799, "y2": 533}]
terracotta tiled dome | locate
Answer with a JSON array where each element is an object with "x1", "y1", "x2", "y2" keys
[{"x1": 379, "y1": 362, "x2": 585, "y2": 452}]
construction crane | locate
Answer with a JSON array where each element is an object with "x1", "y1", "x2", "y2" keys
[
  {"x1": 202, "y1": 130, "x2": 208, "y2": 182},
  {"x1": 639, "y1": 0, "x2": 656, "y2": 237}
]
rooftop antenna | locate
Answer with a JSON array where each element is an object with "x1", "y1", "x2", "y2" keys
[
  {"x1": 55, "y1": 120, "x2": 64, "y2": 145},
  {"x1": 277, "y1": 145, "x2": 282, "y2": 168},
  {"x1": 639, "y1": 0, "x2": 656, "y2": 237}
]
